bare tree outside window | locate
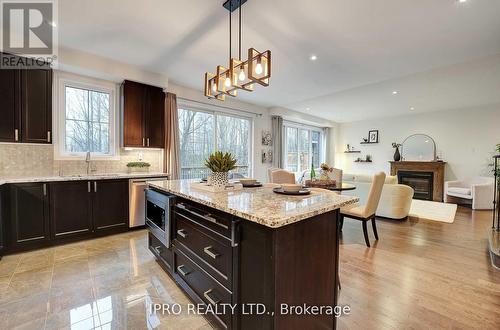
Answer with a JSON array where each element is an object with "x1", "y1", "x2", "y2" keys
[
  {"x1": 65, "y1": 86, "x2": 110, "y2": 154},
  {"x1": 178, "y1": 108, "x2": 251, "y2": 179},
  {"x1": 284, "y1": 125, "x2": 324, "y2": 175}
]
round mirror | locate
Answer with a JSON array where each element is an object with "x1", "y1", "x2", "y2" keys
[{"x1": 401, "y1": 134, "x2": 436, "y2": 161}]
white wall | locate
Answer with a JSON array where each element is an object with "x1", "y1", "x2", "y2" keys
[
  {"x1": 335, "y1": 106, "x2": 500, "y2": 180},
  {"x1": 58, "y1": 47, "x2": 169, "y2": 87}
]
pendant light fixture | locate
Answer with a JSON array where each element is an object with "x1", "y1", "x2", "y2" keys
[{"x1": 204, "y1": 0, "x2": 272, "y2": 101}]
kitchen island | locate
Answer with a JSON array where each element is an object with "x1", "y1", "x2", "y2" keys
[{"x1": 147, "y1": 180, "x2": 358, "y2": 330}]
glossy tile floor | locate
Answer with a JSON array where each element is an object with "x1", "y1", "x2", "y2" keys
[{"x1": 0, "y1": 231, "x2": 213, "y2": 330}]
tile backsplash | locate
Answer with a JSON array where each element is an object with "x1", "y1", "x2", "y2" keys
[{"x1": 0, "y1": 144, "x2": 164, "y2": 177}]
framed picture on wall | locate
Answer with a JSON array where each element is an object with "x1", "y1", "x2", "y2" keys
[
  {"x1": 368, "y1": 130, "x2": 379, "y2": 143},
  {"x1": 262, "y1": 149, "x2": 273, "y2": 163},
  {"x1": 262, "y1": 130, "x2": 272, "y2": 146}
]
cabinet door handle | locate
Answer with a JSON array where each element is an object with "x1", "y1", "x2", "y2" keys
[
  {"x1": 14, "y1": 129, "x2": 19, "y2": 141},
  {"x1": 47, "y1": 131, "x2": 51, "y2": 142},
  {"x1": 203, "y1": 289, "x2": 220, "y2": 305},
  {"x1": 43, "y1": 184, "x2": 47, "y2": 196},
  {"x1": 177, "y1": 229, "x2": 187, "y2": 238},
  {"x1": 203, "y1": 246, "x2": 220, "y2": 259},
  {"x1": 154, "y1": 246, "x2": 162, "y2": 255},
  {"x1": 147, "y1": 138, "x2": 150, "y2": 147},
  {"x1": 177, "y1": 265, "x2": 191, "y2": 276},
  {"x1": 88, "y1": 182, "x2": 91, "y2": 193},
  {"x1": 142, "y1": 138, "x2": 145, "y2": 147},
  {"x1": 94, "y1": 181, "x2": 97, "y2": 192},
  {"x1": 177, "y1": 203, "x2": 229, "y2": 230}
]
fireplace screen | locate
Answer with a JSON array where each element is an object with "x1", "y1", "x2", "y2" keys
[{"x1": 398, "y1": 171, "x2": 434, "y2": 201}]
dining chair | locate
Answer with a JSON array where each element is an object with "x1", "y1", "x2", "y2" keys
[
  {"x1": 339, "y1": 172, "x2": 386, "y2": 247},
  {"x1": 269, "y1": 169, "x2": 296, "y2": 184}
]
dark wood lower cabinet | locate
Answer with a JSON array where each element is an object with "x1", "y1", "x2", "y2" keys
[
  {"x1": 2, "y1": 179, "x2": 131, "y2": 253},
  {"x1": 92, "y1": 179, "x2": 129, "y2": 231},
  {"x1": 9, "y1": 183, "x2": 50, "y2": 250},
  {"x1": 50, "y1": 181, "x2": 93, "y2": 239}
]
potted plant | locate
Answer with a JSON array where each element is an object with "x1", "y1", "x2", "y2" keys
[
  {"x1": 204, "y1": 151, "x2": 237, "y2": 187},
  {"x1": 126, "y1": 162, "x2": 151, "y2": 173}
]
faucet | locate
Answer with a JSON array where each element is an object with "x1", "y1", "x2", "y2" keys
[{"x1": 85, "y1": 151, "x2": 93, "y2": 175}]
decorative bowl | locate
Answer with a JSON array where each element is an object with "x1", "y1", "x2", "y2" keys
[
  {"x1": 239, "y1": 178, "x2": 258, "y2": 185},
  {"x1": 280, "y1": 184, "x2": 303, "y2": 193}
]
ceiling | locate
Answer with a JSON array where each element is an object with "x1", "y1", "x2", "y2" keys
[{"x1": 58, "y1": 0, "x2": 500, "y2": 122}]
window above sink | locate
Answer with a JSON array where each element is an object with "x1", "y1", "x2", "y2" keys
[{"x1": 53, "y1": 71, "x2": 120, "y2": 160}]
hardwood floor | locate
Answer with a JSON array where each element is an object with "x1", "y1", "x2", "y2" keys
[{"x1": 338, "y1": 206, "x2": 500, "y2": 329}]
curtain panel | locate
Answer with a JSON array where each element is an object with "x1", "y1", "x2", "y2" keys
[
  {"x1": 164, "y1": 92, "x2": 181, "y2": 179},
  {"x1": 271, "y1": 115, "x2": 283, "y2": 168}
]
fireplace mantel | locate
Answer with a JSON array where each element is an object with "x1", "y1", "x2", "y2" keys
[{"x1": 389, "y1": 161, "x2": 446, "y2": 202}]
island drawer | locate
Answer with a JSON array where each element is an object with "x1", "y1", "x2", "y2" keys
[
  {"x1": 174, "y1": 211, "x2": 233, "y2": 289},
  {"x1": 174, "y1": 249, "x2": 231, "y2": 328},
  {"x1": 175, "y1": 198, "x2": 233, "y2": 239},
  {"x1": 148, "y1": 232, "x2": 172, "y2": 270}
]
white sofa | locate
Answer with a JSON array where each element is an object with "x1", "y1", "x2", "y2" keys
[
  {"x1": 342, "y1": 173, "x2": 414, "y2": 220},
  {"x1": 444, "y1": 177, "x2": 494, "y2": 210}
]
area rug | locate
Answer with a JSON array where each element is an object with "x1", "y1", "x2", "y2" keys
[{"x1": 409, "y1": 199, "x2": 457, "y2": 223}]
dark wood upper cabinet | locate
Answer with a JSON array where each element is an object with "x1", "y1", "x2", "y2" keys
[
  {"x1": 145, "y1": 86, "x2": 165, "y2": 148},
  {"x1": 122, "y1": 80, "x2": 165, "y2": 148},
  {"x1": 21, "y1": 69, "x2": 52, "y2": 144},
  {"x1": 50, "y1": 181, "x2": 92, "y2": 239},
  {"x1": 122, "y1": 81, "x2": 146, "y2": 147},
  {"x1": 0, "y1": 69, "x2": 20, "y2": 142},
  {"x1": 0, "y1": 62, "x2": 52, "y2": 144},
  {"x1": 9, "y1": 183, "x2": 50, "y2": 249},
  {"x1": 92, "y1": 179, "x2": 129, "y2": 231}
]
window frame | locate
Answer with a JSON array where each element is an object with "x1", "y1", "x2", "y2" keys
[
  {"x1": 54, "y1": 71, "x2": 120, "y2": 160},
  {"x1": 282, "y1": 121, "x2": 326, "y2": 175},
  {"x1": 177, "y1": 101, "x2": 254, "y2": 178}
]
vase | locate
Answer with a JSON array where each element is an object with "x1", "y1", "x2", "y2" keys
[
  {"x1": 319, "y1": 170, "x2": 330, "y2": 181},
  {"x1": 211, "y1": 172, "x2": 229, "y2": 188},
  {"x1": 394, "y1": 146, "x2": 401, "y2": 161}
]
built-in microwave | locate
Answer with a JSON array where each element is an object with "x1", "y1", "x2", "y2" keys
[{"x1": 145, "y1": 188, "x2": 175, "y2": 247}]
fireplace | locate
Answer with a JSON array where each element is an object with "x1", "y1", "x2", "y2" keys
[
  {"x1": 398, "y1": 171, "x2": 434, "y2": 201},
  {"x1": 390, "y1": 161, "x2": 446, "y2": 202}
]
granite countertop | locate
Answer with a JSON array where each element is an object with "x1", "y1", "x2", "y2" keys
[
  {"x1": 148, "y1": 180, "x2": 359, "y2": 228},
  {"x1": 0, "y1": 172, "x2": 169, "y2": 185}
]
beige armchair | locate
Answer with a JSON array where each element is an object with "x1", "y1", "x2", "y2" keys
[
  {"x1": 340, "y1": 172, "x2": 386, "y2": 247},
  {"x1": 342, "y1": 173, "x2": 414, "y2": 219}
]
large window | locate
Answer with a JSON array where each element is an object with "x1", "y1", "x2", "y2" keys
[
  {"x1": 178, "y1": 107, "x2": 252, "y2": 179},
  {"x1": 56, "y1": 72, "x2": 118, "y2": 159},
  {"x1": 283, "y1": 123, "x2": 324, "y2": 175},
  {"x1": 65, "y1": 86, "x2": 110, "y2": 153}
]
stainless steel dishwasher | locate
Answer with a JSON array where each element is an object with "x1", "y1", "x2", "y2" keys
[{"x1": 129, "y1": 177, "x2": 168, "y2": 227}]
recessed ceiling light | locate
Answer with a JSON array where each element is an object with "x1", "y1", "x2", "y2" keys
[
  {"x1": 410, "y1": 106, "x2": 415, "y2": 110},
  {"x1": 306, "y1": 107, "x2": 311, "y2": 111},
  {"x1": 458, "y1": 0, "x2": 467, "y2": 3},
  {"x1": 310, "y1": 55, "x2": 317, "y2": 61},
  {"x1": 392, "y1": 91, "x2": 398, "y2": 95}
]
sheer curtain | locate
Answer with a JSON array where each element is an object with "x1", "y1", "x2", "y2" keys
[
  {"x1": 271, "y1": 115, "x2": 283, "y2": 168},
  {"x1": 164, "y1": 92, "x2": 181, "y2": 179}
]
